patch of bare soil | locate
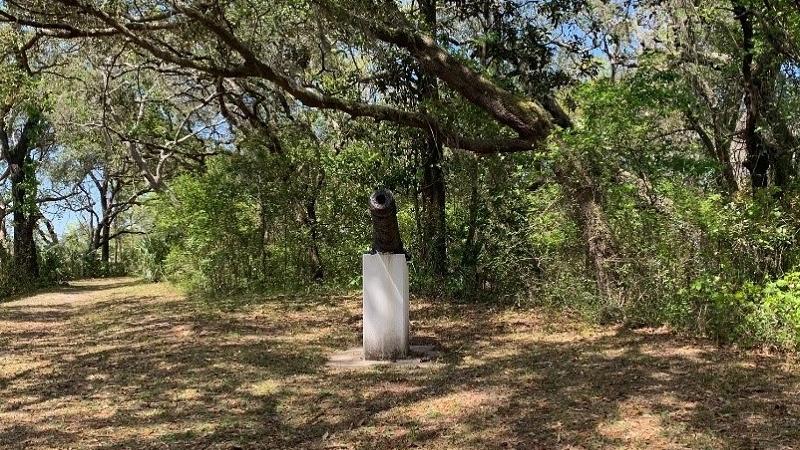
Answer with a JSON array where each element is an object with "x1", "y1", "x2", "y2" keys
[{"x1": 1, "y1": 278, "x2": 799, "y2": 449}]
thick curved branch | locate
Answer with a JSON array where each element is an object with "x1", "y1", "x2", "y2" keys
[
  {"x1": 0, "y1": 9, "x2": 180, "y2": 38},
  {"x1": 316, "y1": 1, "x2": 558, "y2": 139},
  {"x1": 7, "y1": 0, "x2": 557, "y2": 154}
]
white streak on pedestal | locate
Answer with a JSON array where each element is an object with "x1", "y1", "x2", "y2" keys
[{"x1": 363, "y1": 253, "x2": 409, "y2": 360}]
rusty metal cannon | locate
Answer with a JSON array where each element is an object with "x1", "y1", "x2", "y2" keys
[{"x1": 368, "y1": 188, "x2": 407, "y2": 257}]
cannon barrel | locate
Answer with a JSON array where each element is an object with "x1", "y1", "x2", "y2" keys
[{"x1": 369, "y1": 189, "x2": 405, "y2": 254}]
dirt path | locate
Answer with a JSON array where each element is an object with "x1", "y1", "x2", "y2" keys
[{"x1": 1, "y1": 279, "x2": 800, "y2": 449}]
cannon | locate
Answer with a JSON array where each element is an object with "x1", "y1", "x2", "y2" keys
[
  {"x1": 368, "y1": 188, "x2": 407, "y2": 256},
  {"x1": 364, "y1": 188, "x2": 410, "y2": 360}
]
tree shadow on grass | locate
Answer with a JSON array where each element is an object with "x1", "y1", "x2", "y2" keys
[
  {"x1": 300, "y1": 327, "x2": 800, "y2": 449},
  {"x1": 1, "y1": 285, "x2": 800, "y2": 449},
  {"x1": 58, "y1": 278, "x2": 150, "y2": 293},
  {"x1": 1, "y1": 278, "x2": 148, "y2": 305},
  {"x1": 0, "y1": 286, "x2": 341, "y2": 449}
]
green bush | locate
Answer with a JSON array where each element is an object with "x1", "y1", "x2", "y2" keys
[
  {"x1": 153, "y1": 157, "x2": 266, "y2": 294},
  {"x1": 668, "y1": 270, "x2": 800, "y2": 351},
  {"x1": 136, "y1": 234, "x2": 169, "y2": 282}
]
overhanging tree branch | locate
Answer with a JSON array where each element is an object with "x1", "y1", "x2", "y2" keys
[
  {"x1": 315, "y1": 1, "x2": 557, "y2": 140},
  {"x1": 3, "y1": 0, "x2": 562, "y2": 154}
]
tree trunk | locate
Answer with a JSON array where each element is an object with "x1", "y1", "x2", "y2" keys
[
  {"x1": 419, "y1": 131, "x2": 447, "y2": 277},
  {"x1": 101, "y1": 223, "x2": 110, "y2": 268},
  {"x1": 556, "y1": 156, "x2": 622, "y2": 305},
  {"x1": 731, "y1": 3, "x2": 774, "y2": 192},
  {"x1": 258, "y1": 196, "x2": 269, "y2": 278},
  {"x1": 99, "y1": 181, "x2": 110, "y2": 271},
  {"x1": 303, "y1": 196, "x2": 324, "y2": 283},
  {"x1": 0, "y1": 200, "x2": 8, "y2": 263},
  {"x1": 417, "y1": 0, "x2": 447, "y2": 278},
  {"x1": 4, "y1": 114, "x2": 42, "y2": 280},
  {"x1": 461, "y1": 157, "x2": 481, "y2": 291},
  {"x1": 299, "y1": 166, "x2": 325, "y2": 283},
  {"x1": 9, "y1": 157, "x2": 38, "y2": 279},
  {"x1": 729, "y1": 97, "x2": 751, "y2": 191}
]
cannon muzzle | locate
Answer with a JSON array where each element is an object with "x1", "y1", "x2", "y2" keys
[{"x1": 369, "y1": 189, "x2": 406, "y2": 255}]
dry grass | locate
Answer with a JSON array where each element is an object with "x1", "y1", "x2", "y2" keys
[{"x1": 2, "y1": 279, "x2": 800, "y2": 449}]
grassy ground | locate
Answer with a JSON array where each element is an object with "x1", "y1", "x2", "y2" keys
[{"x1": 1, "y1": 279, "x2": 800, "y2": 449}]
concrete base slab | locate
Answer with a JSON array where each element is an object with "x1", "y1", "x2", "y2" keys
[{"x1": 326, "y1": 345, "x2": 440, "y2": 369}]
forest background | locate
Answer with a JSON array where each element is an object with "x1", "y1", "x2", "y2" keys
[{"x1": 2, "y1": 0, "x2": 800, "y2": 349}]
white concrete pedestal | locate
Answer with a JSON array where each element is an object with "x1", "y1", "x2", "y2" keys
[{"x1": 363, "y1": 253, "x2": 409, "y2": 360}]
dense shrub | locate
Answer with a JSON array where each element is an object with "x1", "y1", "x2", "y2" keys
[{"x1": 701, "y1": 272, "x2": 800, "y2": 350}]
